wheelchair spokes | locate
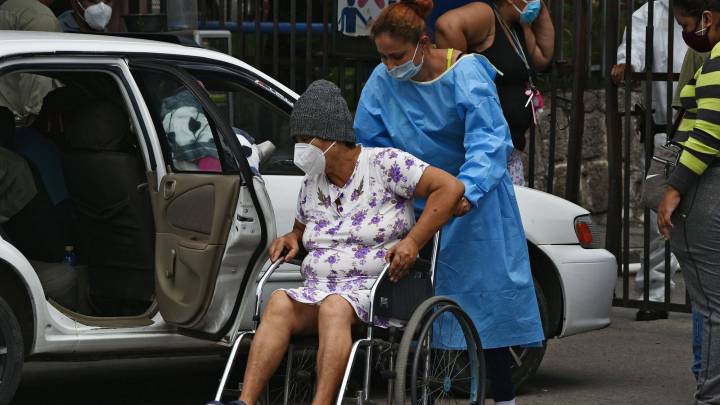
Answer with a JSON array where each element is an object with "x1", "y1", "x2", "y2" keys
[
  {"x1": 395, "y1": 297, "x2": 485, "y2": 405},
  {"x1": 262, "y1": 344, "x2": 316, "y2": 405}
]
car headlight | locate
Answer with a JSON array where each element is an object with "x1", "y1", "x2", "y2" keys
[{"x1": 574, "y1": 214, "x2": 598, "y2": 248}]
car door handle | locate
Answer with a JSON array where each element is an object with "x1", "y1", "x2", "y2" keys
[
  {"x1": 166, "y1": 249, "x2": 176, "y2": 279},
  {"x1": 236, "y1": 214, "x2": 254, "y2": 222},
  {"x1": 163, "y1": 180, "x2": 177, "y2": 199}
]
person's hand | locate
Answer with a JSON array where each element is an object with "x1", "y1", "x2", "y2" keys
[
  {"x1": 611, "y1": 64, "x2": 627, "y2": 85},
  {"x1": 453, "y1": 197, "x2": 472, "y2": 217},
  {"x1": 386, "y1": 237, "x2": 420, "y2": 282},
  {"x1": 268, "y1": 232, "x2": 301, "y2": 263},
  {"x1": 657, "y1": 186, "x2": 682, "y2": 240}
]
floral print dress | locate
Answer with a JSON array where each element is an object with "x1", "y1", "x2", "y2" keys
[{"x1": 282, "y1": 147, "x2": 428, "y2": 326}]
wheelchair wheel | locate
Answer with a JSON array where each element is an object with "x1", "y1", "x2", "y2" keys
[
  {"x1": 394, "y1": 296, "x2": 486, "y2": 404},
  {"x1": 260, "y1": 344, "x2": 316, "y2": 405}
]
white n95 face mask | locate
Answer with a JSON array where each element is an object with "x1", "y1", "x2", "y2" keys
[
  {"x1": 293, "y1": 139, "x2": 336, "y2": 176},
  {"x1": 79, "y1": 1, "x2": 112, "y2": 31}
]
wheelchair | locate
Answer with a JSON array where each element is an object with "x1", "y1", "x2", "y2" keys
[{"x1": 211, "y1": 234, "x2": 486, "y2": 404}]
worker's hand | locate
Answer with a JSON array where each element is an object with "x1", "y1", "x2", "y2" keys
[
  {"x1": 657, "y1": 186, "x2": 682, "y2": 240},
  {"x1": 268, "y1": 232, "x2": 301, "y2": 263},
  {"x1": 611, "y1": 63, "x2": 627, "y2": 85},
  {"x1": 454, "y1": 197, "x2": 472, "y2": 217},
  {"x1": 386, "y1": 237, "x2": 419, "y2": 282}
]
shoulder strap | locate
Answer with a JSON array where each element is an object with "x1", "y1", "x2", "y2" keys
[{"x1": 446, "y1": 48, "x2": 454, "y2": 70}]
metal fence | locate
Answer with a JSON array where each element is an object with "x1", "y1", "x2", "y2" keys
[{"x1": 167, "y1": 0, "x2": 690, "y2": 315}]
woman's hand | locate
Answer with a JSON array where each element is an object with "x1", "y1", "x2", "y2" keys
[
  {"x1": 454, "y1": 197, "x2": 472, "y2": 217},
  {"x1": 386, "y1": 237, "x2": 420, "y2": 282},
  {"x1": 657, "y1": 186, "x2": 682, "y2": 240},
  {"x1": 269, "y1": 232, "x2": 301, "y2": 262}
]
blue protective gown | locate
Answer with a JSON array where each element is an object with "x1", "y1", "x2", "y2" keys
[{"x1": 354, "y1": 54, "x2": 544, "y2": 349}]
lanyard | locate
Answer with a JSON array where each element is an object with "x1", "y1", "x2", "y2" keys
[
  {"x1": 492, "y1": 6, "x2": 544, "y2": 124},
  {"x1": 493, "y1": 7, "x2": 534, "y2": 86}
]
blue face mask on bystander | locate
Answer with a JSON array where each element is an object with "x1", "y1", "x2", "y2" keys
[
  {"x1": 510, "y1": 0, "x2": 541, "y2": 25},
  {"x1": 387, "y1": 41, "x2": 424, "y2": 81}
]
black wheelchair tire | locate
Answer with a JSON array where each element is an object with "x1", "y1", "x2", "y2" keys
[
  {"x1": 0, "y1": 295, "x2": 23, "y2": 405},
  {"x1": 394, "y1": 296, "x2": 485, "y2": 404}
]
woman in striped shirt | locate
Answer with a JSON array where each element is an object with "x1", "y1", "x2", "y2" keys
[{"x1": 659, "y1": 0, "x2": 720, "y2": 401}]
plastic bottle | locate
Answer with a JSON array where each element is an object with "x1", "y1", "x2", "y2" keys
[{"x1": 63, "y1": 245, "x2": 77, "y2": 266}]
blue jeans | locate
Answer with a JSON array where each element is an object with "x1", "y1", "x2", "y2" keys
[{"x1": 694, "y1": 305, "x2": 703, "y2": 379}]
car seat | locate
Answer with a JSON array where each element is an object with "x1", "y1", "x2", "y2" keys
[{"x1": 62, "y1": 101, "x2": 155, "y2": 313}]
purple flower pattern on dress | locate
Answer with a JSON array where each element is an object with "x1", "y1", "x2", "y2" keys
[
  {"x1": 283, "y1": 147, "x2": 427, "y2": 328},
  {"x1": 351, "y1": 210, "x2": 367, "y2": 227}
]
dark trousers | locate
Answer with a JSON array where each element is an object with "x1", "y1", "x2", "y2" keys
[{"x1": 485, "y1": 347, "x2": 515, "y2": 402}]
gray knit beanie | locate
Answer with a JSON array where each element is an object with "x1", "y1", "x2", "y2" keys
[{"x1": 290, "y1": 79, "x2": 355, "y2": 143}]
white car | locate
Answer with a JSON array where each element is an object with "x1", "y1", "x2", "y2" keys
[{"x1": 0, "y1": 32, "x2": 616, "y2": 404}]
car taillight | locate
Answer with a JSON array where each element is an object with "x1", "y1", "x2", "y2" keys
[{"x1": 574, "y1": 215, "x2": 594, "y2": 248}]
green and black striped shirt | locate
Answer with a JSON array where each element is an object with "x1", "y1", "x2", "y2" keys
[{"x1": 669, "y1": 43, "x2": 720, "y2": 194}]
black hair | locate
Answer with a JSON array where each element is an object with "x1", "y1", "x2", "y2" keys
[
  {"x1": 675, "y1": 0, "x2": 709, "y2": 17},
  {"x1": 709, "y1": 0, "x2": 720, "y2": 12}
]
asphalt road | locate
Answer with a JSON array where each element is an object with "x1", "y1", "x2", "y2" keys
[{"x1": 12, "y1": 307, "x2": 695, "y2": 405}]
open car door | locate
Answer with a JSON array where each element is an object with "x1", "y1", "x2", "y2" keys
[{"x1": 129, "y1": 61, "x2": 274, "y2": 340}]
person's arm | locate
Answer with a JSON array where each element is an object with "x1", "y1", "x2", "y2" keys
[
  {"x1": 521, "y1": 0, "x2": 554, "y2": 71},
  {"x1": 386, "y1": 167, "x2": 464, "y2": 280},
  {"x1": 452, "y1": 61, "x2": 514, "y2": 208},
  {"x1": 612, "y1": 4, "x2": 648, "y2": 84},
  {"x1": 434, "y1": 2, "x2": 495, "y2": 53}
]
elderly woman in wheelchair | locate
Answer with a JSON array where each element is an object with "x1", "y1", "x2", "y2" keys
[{"x1": 229, "y1": 80, "x2": 466, "y2": 405}]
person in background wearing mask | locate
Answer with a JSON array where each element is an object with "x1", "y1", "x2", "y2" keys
[
  {"x1": 611, "y1": 0, "x2": 686, "y2": 319},
  {"x1": 672, "y1": 0, "x2": 710, "y2": 381},
  {"x1": 658, "y1": 0, "x2": 720, "y2": 401},
  {"x1": 215, "y1": 80, "x2": 464, "y2": 405},
  {"x1": 0, "y1": 0, "x2": 61, "y2": 122},
  {"x1": 57, "y1": 0, "x2": 113, "y2": 32},
  {"x1": 354, "y1": 2, "x2": 545, "y2": 404},
  {"x1": 433, "y1": 0, "x2": 555, "y2": 187}
]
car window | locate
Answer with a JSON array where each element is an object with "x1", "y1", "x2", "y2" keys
[
  {"x1": 132, "y1": 69, "x2": 227, "y2": 174},
  {"x1": 182, "y1": 68, "x2": 299, "y2": 176}
]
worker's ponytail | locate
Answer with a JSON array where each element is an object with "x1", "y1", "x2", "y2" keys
[{"x1": 370, "y1": 0, "x2": 434, "y2": 43}]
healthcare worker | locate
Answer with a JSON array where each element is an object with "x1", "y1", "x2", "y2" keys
[
  {"x1": 611, "y1": 0, "x2": 685, "y2": 314},
  {"x1": 353, "y1": 1, "x2": 544, "y2": 404}
]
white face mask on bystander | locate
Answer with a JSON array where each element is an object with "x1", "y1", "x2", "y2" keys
[
  {"x1": 293, "y1": 138, "x2": 336, "y2": 176},
  {"x1": 78, "y1": 0, "x2": 112, "y2": 31}
]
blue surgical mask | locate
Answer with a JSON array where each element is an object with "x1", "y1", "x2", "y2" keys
[
  {"x1": 387, "y1": 42, "x2": 424, "y2": 81},
  {"x1": 510, "y1": 0, "x2": 541, "y2": 24}
]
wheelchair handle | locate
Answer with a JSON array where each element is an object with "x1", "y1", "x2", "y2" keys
[
  {"x1": 254, "y1": 258, "x2": 285, "y2": 327},
  {"x1": 368, "y1": 262, "x2": 392, "y2": 328}
]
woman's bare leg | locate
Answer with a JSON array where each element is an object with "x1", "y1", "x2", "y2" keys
[
  {"x1": 312, "y1": 295, "x2": 358, "y2": 405},
  {"x1": 239, "y1": 291, "x2": 318, "y2": 405}
]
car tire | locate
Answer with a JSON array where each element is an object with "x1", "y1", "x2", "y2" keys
[
  {"x1": 0, "y1": 295, "x2": 23, "y2": 405},
  {"x1": 510, "y1": 279, "x2": 549, "y2": 391}
]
